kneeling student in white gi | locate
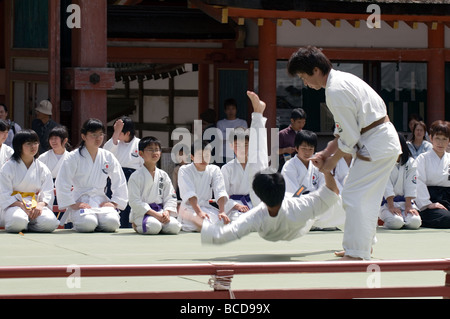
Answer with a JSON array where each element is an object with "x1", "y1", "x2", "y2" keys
[
  {"x1": 178, "y1": 141, "x2": 230, "y2": 232},
  {"x1": 128, "y1": 136, "x2": 181, "y2": 235},
  {"x1": 38, "y1": 125, "x2": 70, "y2": 182},
  {"x1": 281, "y1": 130, "x2": 345, "y2": 229},
  {"x1": 202, "y1": 168, "x2": 340, "y2": 245},
  {"x1": 379, "y1": 133, "x2": 421, "y2": 229},
  {"x1": 0, "y1": 130, "x2": 59, "y2": 233},
  {"x1": 55, "y1": 119, "x2": 128, "y2": 232},
  {"x1": 221, "y1": 91, "x2": 268, "y2": 221},
  {"x1": 0, "y1": 119, "x2": 13, "y2": 167}
]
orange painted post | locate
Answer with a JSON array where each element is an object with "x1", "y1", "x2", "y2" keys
[
  {"x1": 258, "y1": 18, "x2": 277, "y2": 147},
  {"x1": 427, "y1": 23, "x2": 445, "y2": 125},
  {"x1": 68, "y1": 0, "x2": 114, "y2": 145}
]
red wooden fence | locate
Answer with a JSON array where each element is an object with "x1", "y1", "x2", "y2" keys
[{"x1": 0, "y1": 259, "x2": 449, "y2": 299}]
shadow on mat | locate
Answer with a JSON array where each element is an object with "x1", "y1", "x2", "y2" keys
[{"x1": 165, "y1": 250, "x2": 338, "y2": 263}]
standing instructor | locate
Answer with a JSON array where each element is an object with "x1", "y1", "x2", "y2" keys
[{"x1": 287, "y1": 46, "x2": 401, "y2": 260}]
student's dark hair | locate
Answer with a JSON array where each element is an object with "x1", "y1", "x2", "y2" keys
[
  {"x1": 397, "y1": 133, "x2": 411, "y2": 166},
  {"x1": 287, "y1": 46, "x2": 333, "y2": 77},
  {"x1": 429, "y1": 120, "x2": 450, "y2": 139},
  {"x1": 224, "y1": 98, "x2": 237, "y2": 109},
  {"x1": 190, "y1": 140, "x2": 212, "y2": 156},
  {"x1": 294, "y1": 130, "x2": 317, "y2": 150},
  {"x1": 230, "y1": 126, "x2": 249, "y2": 143},
  {"x1": 48, "y1": 125, "x2": 72, "y2": 151},
  {"x1": 0, "y1": 103, "x2": 7, "y2": 113},
  {"x1": 115, "y1": 116, "x2": 136, "y2": 141},
  {"x1": 11, "y1": 129, "x2": 40, "y2": 162},
  {"x1": 139, "y1": 136, "x2": 162, "y2": 152},
  {"x1": 78, "y1": 118, "x2": 105, "y2": 155},
  {"x1": 252, "y1": 170, "x2": 285, "y2": 208},
  {"x1": 291, "y1": 108, "x2": 306, "y2": 120},
  {"x1": 0, "y1": 119, "x2": 10, "y2": 132}
]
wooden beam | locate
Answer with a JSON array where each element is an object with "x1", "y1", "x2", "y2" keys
[
  {"x1": 327, "y1": 19, "x2": 341, "y2": 28},
  {"x1": 108, "y1": 46, "x2": 236, "y2": 64},
  {"x1": 347, "y1": 20, "x2": 361, "y2": 28},
  {"x1": 188, "y1": 0, "x2": 225, "y2": 24},
  {"x1": 289, "y1": 19, "x2": 302, "y2": 27},
  {"x1": 112, "y1": 0, "x2": 143, "y2": 5},
  {"x1": 63, "y1": 68, "x2": 115, "y2": 90},
  {"x1": 385, "y1": 20, "x2": 400, "y2": 29},
  {"x1": 221, "y1": 6, "x2": 450, "y2": 24},
  {"x1": 426, "y1": 21, "x2": 439, "y2": 30},
  {"x1": 404, "y1": 21, "x2": 420, "y2": 29},
  {"x1": 308, "y1": 19, "x2": 321, "y2": 27}
]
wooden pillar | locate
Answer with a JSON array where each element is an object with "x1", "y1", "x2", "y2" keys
[
  {"x1": 198, "y1": 64, "x2": 210, "y2": 117},
  {"x1": 427, "y1": 23, "x2": 445, "y2": 125},
  {"x1": 258, "y1": 19, "x2": 277, "y2": 130},
  {"x1": 67, "y1": 0, "x2": 115, "y2": 145},
  {"x1": 48, "y1": 0, "x2": 61, "y2": 123}
]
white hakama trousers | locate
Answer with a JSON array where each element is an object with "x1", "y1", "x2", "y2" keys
[
  {"x1": 67, "y1": 207, "x2": 120, "y2": 233},
  {"x1": 379, "y1": 202, "x2": 422, "y2": 230},
  {"x1": 342, "y1": 155, "x2": 398, "y2": 260},
  {"x1": 134, "y1": 215, "x2": 181, "y2": 235},
  {"x1": 1, "y1": 206, "x2": 59, "y2": 233}
]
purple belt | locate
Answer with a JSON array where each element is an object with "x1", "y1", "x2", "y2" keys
[
  {"x1": 230, "y1": 194, "x2": 251, "y2": 208},
  {"x1": 142, "y1": 203, "x2": 164, "y2": 233},
  {"x1": 381, "y1": 195, "x2": 406, "y2": 206}
]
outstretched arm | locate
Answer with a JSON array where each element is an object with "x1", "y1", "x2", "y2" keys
[{"x1": 321, "y1": 170, "x2": 340, "y2": 195}]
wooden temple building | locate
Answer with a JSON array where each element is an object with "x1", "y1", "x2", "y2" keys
[{"x1": 1, "y1": 0, "x2": 450, "y2": 147}]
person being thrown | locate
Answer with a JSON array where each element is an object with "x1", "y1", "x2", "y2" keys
[{"x1": 201, "y1": 92, "x2": 340, "y2": 245}]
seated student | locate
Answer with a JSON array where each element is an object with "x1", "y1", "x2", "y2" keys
[
  {"x1": 201, "y1": 168, "x2": 340, "y2": 245},
  {"x1": 282, "y1": 130, "x2": 324, "y2": 194},
  {"x1": 216, "y1": 98, "x2": 248, "y2": 163},
  {"x1": 281, "y1": 130, "x2": 345, "y2": 229},
  {"x1": 0, "y1": 119, "x2": 13, "y2": 167},
  {"x1": 177, "y1": 141, "x2": 230, "y2": 232},
  {"x1": 38, "y1": 126, "x2": 71, "y2": 181},
  {"x1": 172, "y1": 145, "x2": 189, "y2": 200},
  {"x1": 278, "y1": 108, "x2": 307, "y2": 171},
  {"x1": 221, "y1": 91, "x2": 268, "y2": 221},
  {"x1": 55, "y1": 119, "x2": 128, "y2": 233},
  {"x1": 128, "y1": 136, "x2": 181, "y2": 235},
  {"x1": 0, "y1": 130, "x2": 59, "y2": 233},
  {"x1": 104, "y1": 116, "x2": 143, "y2": 228},
  {"x1": 415, "y1": 120, "x2": 450, "y2": 228},
  {"x1": 379, "y1": 133, "x2": 421, "y2": 230}
]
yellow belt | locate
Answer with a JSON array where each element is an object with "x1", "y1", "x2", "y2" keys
[{"x1": 11, "y1": 192, "x2": 37, "y2": 210}]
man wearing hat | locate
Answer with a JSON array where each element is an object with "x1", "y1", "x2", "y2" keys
[{"x1": 32, "y1": 100, "x2": 59, "y2": 154}]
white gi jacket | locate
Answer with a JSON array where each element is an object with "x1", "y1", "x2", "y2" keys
[
  {"x1": 281, "y1": 156, "x2": 323, "y2": 195},
  {"x1": 415, "y1": 150, "x2": 450, "y2": 210},
  {"x1": 384, "y1": 157, "x2": 417, "y2": 201},
  {"x1": 128, "y1": 166, "x2": 178, "y2": 222},
  {"x1": 55, "y1": 148, "x2": 128, "y2": 210},
  {"x1": 178, "y1": 163, "x2": 228, "y2": 208},
  {"x1": 0, "y1": 144, "x2": 13, "y2": 167},
  {"x1": 0, "y1": 158, "x2": 54, "y2": 211},
  {"x1": 221, "y1": 112, "x2": 268, "y2": 213},
  {"x1": 201, "y1": 186, "x2": 339, "y2": 244},
  {"x1": 103, "y1": 136, "x2": 143, "y2": 170},
  {"x1": 38, "y1": 149, "x2": 69, "y2": 179},
  {"x1": 326, "y1": 69, "x2": 401, "y2": 160}
]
